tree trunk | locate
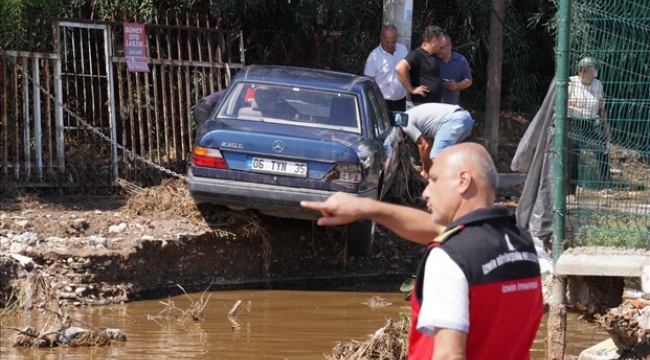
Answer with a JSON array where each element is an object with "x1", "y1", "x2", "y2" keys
[{"x1": 484, "y1": 0, "x2": 505, "y2": 159}]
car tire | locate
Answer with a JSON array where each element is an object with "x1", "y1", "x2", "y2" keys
[{"x1": 346, "y1": 220, "x2": 375, "y2": 257}]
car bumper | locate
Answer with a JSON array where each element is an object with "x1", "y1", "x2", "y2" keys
[{"x1": 186, "y1": 169, "x2": 378, "y2": 220}]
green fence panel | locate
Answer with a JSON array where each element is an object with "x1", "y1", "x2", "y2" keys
[{"x1": 564, "y1": 0, "x2": 650, "y2": 249}]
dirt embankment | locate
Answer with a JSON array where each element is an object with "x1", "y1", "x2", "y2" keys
[{"x1": 0, "y1": 181, "x2": 425, "y2": 308}]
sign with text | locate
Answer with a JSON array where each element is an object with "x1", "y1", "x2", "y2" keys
[{"x1": 123, "y1": 23, "x2": 150, "y2": 72}]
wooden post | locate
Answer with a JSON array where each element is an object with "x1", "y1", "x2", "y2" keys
[
  {"x1": 484, "y1": 0, "x2": 505, "y2": 159},
  {"x1": 546, "y1": 276, "x2": 567, "y2": 360}
]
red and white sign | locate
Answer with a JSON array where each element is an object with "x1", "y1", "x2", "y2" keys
[{"x1": 123, "y1": 23, "x2": 150, "y2": 73}]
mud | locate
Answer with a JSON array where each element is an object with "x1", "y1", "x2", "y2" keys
[
  {"x1": 2, "y1": 175, "x2": 648, "y2": 358},
  {"x1": 0, "y1": 183, "x2": 425, "y2": 308}
]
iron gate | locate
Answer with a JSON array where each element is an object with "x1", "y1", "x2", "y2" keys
[{"x1": 0, "y1": 16, "x2": 245, "y2": 186}]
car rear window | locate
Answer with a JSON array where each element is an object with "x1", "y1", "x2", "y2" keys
[{"x1": 216, "y1": 82, "x2": 360, "y2": 132}]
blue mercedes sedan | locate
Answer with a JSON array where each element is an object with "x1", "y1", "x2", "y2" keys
[{"x1": 187, "y1": 65, "x2": 408, "y2": 256}]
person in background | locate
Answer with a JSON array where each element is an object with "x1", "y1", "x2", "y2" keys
[
  {"x1": 364, "y1": 24, "x2": 408, "y2": 111},
  {"x1": 437, "y1": 33, "x2": 473, "y2": 105},
  {"x1": 301, "y1": 142, "x2": 543, "y2": 360},
  {"x1": 194, "y1": 89, "x2": 227, "y2": 127},
  {"x1": 402, "y1": 102, "x2": 474, "y2": 176},
  {"x1": 567, "y1": 57, "x2": 611, "y2": 194},
  {"x1": 395, "y1": 25, "x2": 445, "y2": 109}
]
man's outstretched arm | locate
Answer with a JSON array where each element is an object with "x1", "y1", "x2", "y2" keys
[{"x1": 301, "y1": 192, "x2": 443, "y2": 245}]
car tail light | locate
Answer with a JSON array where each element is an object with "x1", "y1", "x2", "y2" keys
[
  {"x1": 192, "y1": 146, "x2": 228, "y2": 169},
  {"x1": 325, "y1": 163, "x2": 362, "y2": 183}
]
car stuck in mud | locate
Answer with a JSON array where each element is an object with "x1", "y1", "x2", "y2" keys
[{"x1": 186, "y1": 65, "x2": 409, "y2": 256}]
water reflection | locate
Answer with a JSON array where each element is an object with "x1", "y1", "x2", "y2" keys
[{"x1": 1, "y1": 290, "x2": 609, "y2": 359}]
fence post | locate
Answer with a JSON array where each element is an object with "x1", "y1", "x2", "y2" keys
[
  {"x1": 52, "y1": 21, "x2": 65, "y2": 175},
  {"x1": 547, "y1": 0, "x2": 571, "y2": 359}
]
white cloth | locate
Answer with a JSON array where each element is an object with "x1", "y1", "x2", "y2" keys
[
  {"x1": 417, "y1": 247, "x2": 469, "y2": 336},
  {"x1": 402, "y1": 103, "x2": 461, "y2": 142},
  {"x1": 568, "y1": 75, "x2": 603, "y2": 118},
  {"x1": 363, "y1": 43, "x2": 408, "y2": 101}
]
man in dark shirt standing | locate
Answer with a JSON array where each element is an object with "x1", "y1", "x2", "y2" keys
[{"x1": 395, "y1": 25, "x2": 445, "y2": 109}]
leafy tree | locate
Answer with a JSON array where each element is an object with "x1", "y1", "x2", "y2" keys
[{"x1": 1, "y1": 0, "x2": 558, "y2": 112}]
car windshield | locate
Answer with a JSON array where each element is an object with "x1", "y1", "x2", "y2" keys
[{"x1": 216, "y1": 82, "x2": 360, "y2": 132}]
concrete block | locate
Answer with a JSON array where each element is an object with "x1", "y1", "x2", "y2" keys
[{"x1": 555, "y1": 253, "x2": 650, "y2": 277}]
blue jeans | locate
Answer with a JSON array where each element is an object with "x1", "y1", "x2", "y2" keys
[{"x1": 430, "y1": 110, "x2": 474, "y2": 159}]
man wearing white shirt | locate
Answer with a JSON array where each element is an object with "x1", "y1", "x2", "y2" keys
[
  {"x1": 364, "y1": 24, "x2": 408, "y2": 111},
  {"x1": 567, "y1": 57, "x2": 611, "y2": 193}
]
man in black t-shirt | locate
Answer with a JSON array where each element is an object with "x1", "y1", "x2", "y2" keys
[{"x1": 395, "y1": 25, "x2": 445, "y2": 109}]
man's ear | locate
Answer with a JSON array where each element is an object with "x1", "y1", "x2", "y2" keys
[{"x1": 458, "y1": 169, "x2": 472, "y2": 192}]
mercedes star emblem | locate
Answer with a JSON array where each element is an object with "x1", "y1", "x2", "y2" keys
[{"x1": 272, "y1": 140, "x2": 284, "y2": 153}]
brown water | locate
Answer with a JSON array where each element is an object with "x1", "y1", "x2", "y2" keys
[{"x1": 0, "y1": 290, "x2": 609, "y2": 359}]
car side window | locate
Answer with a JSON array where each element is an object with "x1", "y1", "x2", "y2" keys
[{"x1": 366, "y1": 86, "x2": 387, "y2": 137}]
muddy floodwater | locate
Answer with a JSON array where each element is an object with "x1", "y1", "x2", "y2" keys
[{"x1": 1, "y1": 290, "x2": 609, "y2": 359}]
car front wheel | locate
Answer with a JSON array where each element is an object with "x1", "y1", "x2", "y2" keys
[{"x1": 345, "y1": 220, "x2": 375, "y2": 257}]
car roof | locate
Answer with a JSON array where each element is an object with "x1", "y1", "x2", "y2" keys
[{"x1": 233, "y1": 65, "x2": 370, "y2": 93}]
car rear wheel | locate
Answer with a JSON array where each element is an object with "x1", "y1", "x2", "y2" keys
[{"x1": 345, "y1": 220, "x2": 375, "y2": 257}]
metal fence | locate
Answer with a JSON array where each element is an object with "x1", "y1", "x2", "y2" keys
[
  {"x1": 558, "y1": 0, "x2": 650, "y2": 249},
  {"x1": 1, "y1": 15, "x2": 245, "y2": 187}
]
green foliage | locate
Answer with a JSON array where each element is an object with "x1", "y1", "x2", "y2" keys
[
  {"x1": 1, "y1": 0, "x2": 560, "y2": 112},
  {"x1": 209, "y1": 0, "x2": 382, "y2": 72},
  {"x1": 0, "y1": 0, "x2": 24, "y2": 48},
  {"x1": 571, "y1": 215, "x2": 650, "y2": 248},
  {"x1": 400, "y1": 276, "x2": 414, "y2": 302}
]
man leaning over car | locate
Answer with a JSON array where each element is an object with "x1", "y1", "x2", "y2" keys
[{"x1": 402, "y1": 103, "x2": 474, "y2": 177}]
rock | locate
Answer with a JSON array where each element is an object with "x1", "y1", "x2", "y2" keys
[
  {"x1": 9, "y1": 253, "x2": 34, "y2": 270},
  {"x1": 83, "y1": 259, "x2": 93, "y2": 268},
  {"x1": 89, "y1": 236, "x2": 108, "y2": 247},
  {"x1": 56, "y1": 326, "x2": 87, "y2": 344},
  {"x1": 59, "y1": 292, "x2": 77, "y2": 299},
  {"x1": 14, "y1": 219, "x2": 30, "y2": 229},
  {"x1": 9, "y1": 242, "x2": 26, "y2": 254},
  {"x1": 104, "y1": 328, "x2": 127, "y2": 342},
  {"x1": 45, "y1": 236, "x2": 67, "y2": 243},
  {"x1": 141, "y1": 235, "x2": 154, "y2": 241},
  {"x1": 75, "y1": 287, "x2": 87, "y2": 296},
  {"x1": 108, "y1": 223, "x2": 127, "y2": 234},
  {"x1": 71, "y1": 218, "x2": 88, "y2": 230},
  {"x1": 67, "y1": 257, "x2": 74, "y2": 264},
  {"x1": 13, "y1": 232, "x2": 38, "y2": 244},
  {"x1": 69, "y1": 262, "x2": 84, "y2": 271},
  {"x1": 103, "y1": 260, "x2": 112, "y2": 267}
]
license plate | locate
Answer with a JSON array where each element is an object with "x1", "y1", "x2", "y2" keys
[{"x1": 247, "y1": 157, "x2": 308, "y2": 177}]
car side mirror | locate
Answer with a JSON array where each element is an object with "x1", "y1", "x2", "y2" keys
[{"x1": 391, "y1": 112, "x2": 408, "y2": 127}]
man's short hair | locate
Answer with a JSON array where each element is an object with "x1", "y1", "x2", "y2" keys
[
  {"x1": 422, "y1": 25, "x2": 445, "y2": 42},
  {"x1": 382, "y1": 24, "x2": 398, "y2": 34}
]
